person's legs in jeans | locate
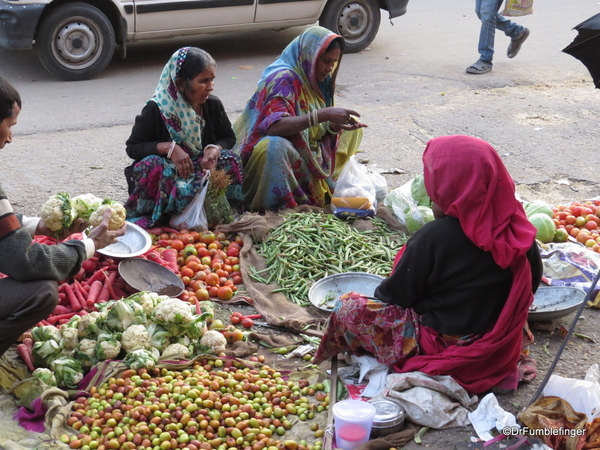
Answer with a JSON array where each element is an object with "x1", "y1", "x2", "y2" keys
[
  {"x1": 0, "y1": 278, "x2": 58, "y2": 356},
  {"x1": 476, "y1": 0, "x2": 504, "y2": 64}
]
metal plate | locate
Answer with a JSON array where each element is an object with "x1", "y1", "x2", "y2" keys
[
  {"x1": 118, "y1": 258, "x2": 184, "y2": 297},
  {"x1": 528, "y1": 286, "x2": 586, "y2": 322},
  {"x1": 96, "y1": 222, "x2": 152, "y2": 258},
  {"x1": 308, "y1": 272, "x2": 385, "y2": 311}
]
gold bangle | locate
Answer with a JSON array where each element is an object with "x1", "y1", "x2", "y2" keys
[{"x1": 166, "y1": 141, "x2": 176, "y2": 159}]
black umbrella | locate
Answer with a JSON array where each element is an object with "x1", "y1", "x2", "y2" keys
[{"x1": 562, "y1": 12, "x2": 600, "y2": 88}]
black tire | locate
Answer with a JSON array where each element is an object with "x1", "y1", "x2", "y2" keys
[
  {"x1": 319, "y1": 0, "x2": 381, "y2": 53},
  {"x1": 36, "y1": 3, "x2": 115, "y2": 81}
]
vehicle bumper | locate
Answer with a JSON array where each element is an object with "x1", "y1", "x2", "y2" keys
[
  {"x1": 383, "y1": 0, "x2": 408, "y2": 19},
  {"x1": 0, "y1": 1, "x2": 45, "y2": 50}
]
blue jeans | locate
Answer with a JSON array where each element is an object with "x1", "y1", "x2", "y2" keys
[{"x1": 476, "y1": 0, "x2": 525, "y2": 63}]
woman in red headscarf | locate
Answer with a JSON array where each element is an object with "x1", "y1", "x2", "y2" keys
[{"x1": 314, "y1": 135, "x2": 542, "y2": 394}]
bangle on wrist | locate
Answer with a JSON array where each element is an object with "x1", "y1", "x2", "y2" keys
[
  {"x1": 307, "y1": 112, "x2": 314, "y2": 128},
  {"x1": 166, "y1": 141, "x2": 176, "y2": 159},
  {"x1": 311, "y1": 109, "x2": 319, "y2": 127},
  {"x1": 326, "y1": 122, "x2": 340, "y2": 134}
]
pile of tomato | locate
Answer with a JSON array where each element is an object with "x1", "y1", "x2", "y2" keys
[
  {"x1": 152, "y1": 229, "x2": 243, "y2": 303},
  {"x1": 552, "y1": 200, "x2": 600, "y2": 253}
]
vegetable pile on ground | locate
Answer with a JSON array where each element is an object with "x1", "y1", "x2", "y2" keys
[
  {"x1": 24, "y1": 293, "x2": 224, "y2": 388},
  {"x1": 145, "y1": 227, "x2": 244, "y2": 304},
  {"x1": 63, "y1": 362, "x2": 330, "y2": 450},
  {"x1": 251, "y1": 212, "x2": 408, "y2": 305},
  {"x1": 551, "y1": 200, "x2": 600, "y2": 252}
]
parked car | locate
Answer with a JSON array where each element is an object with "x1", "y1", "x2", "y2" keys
[{"x1": 0, "y1": 0, "x2": 408, "y2": 81}]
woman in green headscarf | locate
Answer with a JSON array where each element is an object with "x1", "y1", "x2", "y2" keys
[{"x1": 233, "y1": 26, "x2": 367, "y2": 213}]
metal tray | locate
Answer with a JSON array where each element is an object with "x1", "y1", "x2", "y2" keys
[
  {"x1": 118, "y1": 258, "x2": 184, "y2": 297},
  {"x1": 528, "y1": 286, "x2": 586, "y2": 322},
  {"x1": 96, "y1": 221, "x2": 152, "y2": 258},
  {"x1": 308, "y1": 272, "x2": 385, "y2": 311}
]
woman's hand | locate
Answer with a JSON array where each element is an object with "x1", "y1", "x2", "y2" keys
[
  {"x1": 321, "y1": 107, "x2": 368, "y2": 132},
  {"x1": 87, "y1": 208, "x2": 127, "y2": 250},
  {"x1": 169, "y1": 144, "x2": 194, "y2": 178}
]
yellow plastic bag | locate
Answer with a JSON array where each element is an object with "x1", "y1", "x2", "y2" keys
[{"x1": 502, "y1": 0, "x2": 533, "y2": 17}]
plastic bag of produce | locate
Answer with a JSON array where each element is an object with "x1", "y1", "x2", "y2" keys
[
  {"x1": 384, "y1": 177, "x2": 434, "y2": 234},
  {"x1": 366, "y1": 165, "x2": 388, "y2": 205},
  {"x1": 170, "y1": 173, "x2": 209, "y2": 231},
  {"x1": 332, "y1": 156, "x2": 377, "y2": 219},
  {"x1": 502, "y1": 0, "x2": 533, "y2": 17}
]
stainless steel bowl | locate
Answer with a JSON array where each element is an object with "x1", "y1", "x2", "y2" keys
[
  {"x1": 118, "y1": 258, "x2": 184, "y2": 297},
  {"x1": 528, "y1": 286, "x2": 586, "y2": 322},
  {"x1": 308, "y1": 272, "x2": 385, "y2": 311}
]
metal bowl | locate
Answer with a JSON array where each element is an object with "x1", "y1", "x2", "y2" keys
[
  {"x1": 308, "y1": 272, "x2": 385, "y2": 311},
  {"x1": 118, "y1": 258, "x2": 184, "y2": 297},
  {"x1": 528, "y1": 286, "x2": 586, "y2": 322},
  {"x1": 96, "y1": 222, "x2": 152, "y2": 258}
]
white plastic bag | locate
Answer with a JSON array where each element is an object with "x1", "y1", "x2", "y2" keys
[
  {"x1": 543, "y1": 374, "x2": 600, "y2": 420},
  {"x1": 331, "y1": 156, "x2": 377, "y2": 219},
  {"x1": 169, "y1": 173, "x2": 209, "y2": 231},
  {"x1": 365, "y1": 165, "x2": 388, "y2": 205},
  {"x1": 384, "y1": 177, "x2": 434, "y2": 234}
]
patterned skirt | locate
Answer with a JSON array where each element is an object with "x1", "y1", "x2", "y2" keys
[{"x1": 125, "y1": 150, "x2": 243, "y2": 229}]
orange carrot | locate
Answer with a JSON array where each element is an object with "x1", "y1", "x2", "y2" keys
[
  {"x1": 97, "y1": 272, "x2": 117, "y2": 302},
  {"x1": 86, "y1": 280, "x2": 103, "y2": 306},
  {"x1": 64, "y1": 284, "x2": 81, "y2": 312},
  {"x1": 17, "y1": 343, "x2": 35, "y2": 372}
]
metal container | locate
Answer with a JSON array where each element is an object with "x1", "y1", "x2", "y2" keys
[
  {"x1": 369, "y1": 399, "x2": 406, "y2": 438},
  {"x1": 308, "y1": 272, "x2": 385, "y2": 312},
  {"x1": 528, "y1": 286, "x2": 586, "y2": 322}
]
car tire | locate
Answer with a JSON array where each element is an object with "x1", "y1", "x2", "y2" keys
[
  {"x1": 36, "y1": 3, "x2": 115, "y2": 81},
  {"x1": 319, "y1": 0, "x2": 381, "y2": 53}
]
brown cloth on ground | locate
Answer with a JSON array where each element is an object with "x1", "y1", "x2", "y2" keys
[
  {"x1": 517, "y1": 396, "x2": 587, "y2": 450},
  {"x1": 354, "y1": 424, "x2": 415, "y2": 450},
  {"x1": 226, "y1": 332, "x2": 301, "y2": 358},
  {"x1": 216, "y1": 205, "x2": 406, "y2": 333}
]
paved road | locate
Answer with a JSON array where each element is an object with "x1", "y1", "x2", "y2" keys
[{"x1": 0, "y1": 0, "x2": 599, "y2": 214}]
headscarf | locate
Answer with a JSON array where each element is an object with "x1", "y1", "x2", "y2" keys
[
  {"x1": 233, "y1": 26, "x2": 343, "y2": 179},
  {"x1": 151, "y1": 47, "x2": 205, "y2": 157},
  {"x1": 398, "y1": 135, "x2": 537, "y2": 394}
]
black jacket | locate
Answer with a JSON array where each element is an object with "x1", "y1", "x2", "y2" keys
[{"x1": 374, "y1": 216, "x2": 542, "y2": 336}]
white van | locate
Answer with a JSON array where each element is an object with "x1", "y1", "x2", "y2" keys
[{"x1": 0, "y1": 0, "x2": 409, "y2": 80}]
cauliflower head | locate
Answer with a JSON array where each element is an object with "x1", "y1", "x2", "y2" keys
[
  {"x1": 161, "y1": 343, "x2": 190, "y2": 360},
  {"x1": 60, "y1": 326, "x2": 79, "y2": 350},
  {"x1": 121, "y1": 324, "x2": 150, "y2": 352},
  {"x1": 32, "y1": 368, "x2": 57, "y2": 386},
  {"x1": 96, "y1": 339, "x2": 122, "y2": 360},
  {"x1": 200, "y1": 330, "x2": 227, "y2": 355},
  {"x1": 40, "y1": 192, "x2": 78, "y2": 232},
  {"x1": 77, "y1": 311, "x2": 106, "y2": 337},
  {"x1": 72, "y1": 193, "x2": 103, "y2": 220},
  {"x1": 78, "y1": 339, "x2": 97, "y2": 359},
  {"x1": 154, "y1": 298, "x2": 194, "y2": 323},
  {"x1": 88, "y1": 200, "x2": 126, "y2": 230}
]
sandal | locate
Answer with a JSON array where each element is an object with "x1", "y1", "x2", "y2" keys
[{"x1": 466, "y1": 60, "x2": 492, "y2": 74}]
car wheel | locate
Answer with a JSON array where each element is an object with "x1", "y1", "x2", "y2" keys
[
  {"x1": 36, "y1": 3, "x2": 115, "y2": 81},
  {"x1": 319, "y1": 0, "x2": 381, "y2": 53}
]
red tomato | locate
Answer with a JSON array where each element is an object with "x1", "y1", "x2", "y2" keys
[
  {"x1": 179, "y1": 233, "x2": 195, "y2": 245},
  {"x1": 585, "y1": 221, "x2": 598, "y2": 231},
  {"x1": 215, "y1": 232, "x2": 227, "y2": 241},
  {"x1": 171, "y1": 239, "x2": 185, "y2": 251},
  {"x1": 227, "y1": 246, "x2": 240, "y2": 257},
  {"x1": 565, "y1": 215, "x2": 577, "y2": 225},
  {"x1": 556, "y1": 212, "x2": 568, "y2": 221},
  {"x1": 205, "y1": 273, "x2": 220, "y2": 286},
  {"x1": 208, "y1": 286, "x2": 219, "y2": 298},
  {"x1": 230, "y1": 315, "x2": 241, "y2": 325},
  {"x1": 571, "y1": 206, "x2": 582, "y2": 217},
  {"x1": 217, "y1": 286, "x2": 234, "y2": 300},
  {"x1": 241, "y1": 317, "x2": 254, "y2": 328}
]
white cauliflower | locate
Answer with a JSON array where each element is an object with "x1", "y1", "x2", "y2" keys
[
  {"x1": 60, "y1": 326, "x2": 79, "y2": 350},
  {"x1": 40, "y1": 192, "x2": 78, "y2": 232},
  {"x1": 154, "y1": 298, "x2": 194, "y2": 323},
  {"x1": 97, "y1": 339, "x2": 122, "y2": 360},
  {"x1": 132, "y1": 292, "x2": 167, "y2": 314},
  {"x1": 161, "y1": 343, "x2": 190, "y2": 360},
  {"x1": 121, "y1": 325, "x2": 150, "y2": 352},
  {"x1": 200, "y1": 330, "x2": 227, "y2": 355},
  {"x1": 88, "y1": 200, "x2": 126, "y2": 230},
  {"x1": 32, "y1": 368, "x2": 57, "y2": 386},
  {"x1": 77, "y1": 311, "x2": 105, "y2": 337},
  {"x1": 78, "y1": 339, "x2": 97, "y2": 359},
  {"x1": 72, "y1": 193, "x2": 103, "y2": 221}
]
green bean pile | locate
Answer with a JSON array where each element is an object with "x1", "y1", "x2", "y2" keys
[{"x1": 251, "y1": 212, "x2": 408, "y2": 305}]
